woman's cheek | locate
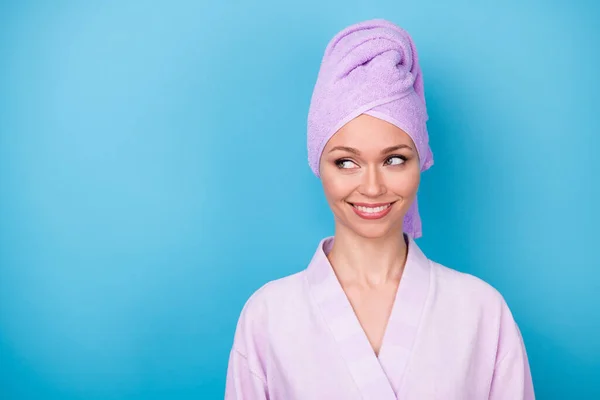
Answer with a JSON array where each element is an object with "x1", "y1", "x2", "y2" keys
[{"x1": 392, "y1": 167, "x2": 420, "y2": 191}]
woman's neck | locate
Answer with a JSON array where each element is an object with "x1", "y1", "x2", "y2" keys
[{"x1": 326, "y1": 227, "x2": 408, "y2": 287}]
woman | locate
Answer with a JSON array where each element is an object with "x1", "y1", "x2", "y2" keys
[{"x1": 225, "y1": 19, "x2": 534, "y2": 399}]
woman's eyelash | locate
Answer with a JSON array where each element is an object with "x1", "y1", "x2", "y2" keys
[
  {"x1": 335, "y1": 158, "x2": 355, "y2": 168},
  {"x1": 385, "y1": 154, "x2": 408, "y2": 164},
  {"x1": 334, "y1": 155, "x2": 408, "y2": 169}
]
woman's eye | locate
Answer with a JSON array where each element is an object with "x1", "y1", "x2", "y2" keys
[
  {"x1": 335, "y1": 159, "x2": 357, "y2": 169},
  {"x1": 386, "y1": 155, "x2": 406, "y2": 166}
]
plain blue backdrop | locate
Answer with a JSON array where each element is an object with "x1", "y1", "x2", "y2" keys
[{"x1": 1, "y1": 0, "x2": 599, "y2": 398}]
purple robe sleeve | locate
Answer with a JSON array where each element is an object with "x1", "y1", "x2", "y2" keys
[
  {"x1": 225, "y1": 348, "x2": 268, "y2": 399},
  {"x1": 225, "y1": 288, "x2": 270, "y2": 399},
  {"x1": 488, "y1": 301, "x2": 535, "y2": 399}
]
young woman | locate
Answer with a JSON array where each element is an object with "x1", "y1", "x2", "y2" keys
[{"x1": 225, "y1": 19, "x2": 534, "y2": 399}]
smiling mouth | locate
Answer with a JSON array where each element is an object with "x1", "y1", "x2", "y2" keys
[
  {"x1": 347, "y1": 201, "x2": 397, "y2": 219},
  {"x1": 349, "y1": 202, "x2": 393, "y2": 213}
]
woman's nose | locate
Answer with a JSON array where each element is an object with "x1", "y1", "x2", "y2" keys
[{"x1": 359, "y1": 166, "x2": 387, "y2": 198}]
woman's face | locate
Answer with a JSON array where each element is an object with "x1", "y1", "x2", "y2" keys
[{"x1": 319, "y1": 114, "x2": 421, "y2": 239}]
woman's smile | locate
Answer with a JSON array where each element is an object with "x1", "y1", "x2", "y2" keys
[{"x1": 348, "y1": 201, "x2": 396, "y2": 220}]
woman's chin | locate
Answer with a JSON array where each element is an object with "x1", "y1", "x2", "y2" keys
[
  {"x1": 333, "y1": 207, "x2": 406, "y2": 239},
  {"x1": 344, "y1": 221, "x2": 402, "y2": 240}
]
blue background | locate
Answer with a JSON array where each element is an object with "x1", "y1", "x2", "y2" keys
[{"x1": 1, "y1": 0, "x2": 599, "y2": 398}]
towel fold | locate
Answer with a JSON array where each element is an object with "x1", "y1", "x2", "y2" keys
[{"x1": 307, "y1": 18, "x2": 434, "y2": 238}]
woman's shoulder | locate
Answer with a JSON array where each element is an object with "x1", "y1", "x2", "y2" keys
[
  {"x1": 425, "y1": 260, "x2": 525, "y2": 349},
  {"x1": 233, "y1": 271, "x2": 308, "y2": 326},
  {"x1": 243, "y1": 270, "x2": 307, "y2": 306},
  {"x1": 427, "y1": 259, "x2": 510, "y2": 316}
]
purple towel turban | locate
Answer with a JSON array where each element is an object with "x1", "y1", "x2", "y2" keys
[{"x1": 307, "y1": 19, "x2": 434, "y2": 239}]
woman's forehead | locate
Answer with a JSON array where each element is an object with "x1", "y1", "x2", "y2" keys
[{"x1": 325, "y1": 114, "x2": 416, "y2": 150}]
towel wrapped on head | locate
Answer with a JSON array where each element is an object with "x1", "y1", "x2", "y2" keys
[{"x1": 307, "y1": 18, "x2": 434, "y2": 239}]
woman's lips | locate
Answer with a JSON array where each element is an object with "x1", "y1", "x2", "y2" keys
[{"x1": 349, "y1": 202, "x2": 394, "y2": 220}]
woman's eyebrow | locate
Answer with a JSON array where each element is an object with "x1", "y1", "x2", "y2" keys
[
  {"x1": 328, "y1": 146, "x2": 360, "y2": 154},
  {"x1": 381, "y1": 144, "x2": 413, "y2": 154},
  {"x1": 328, "y1": 144, "x2": 413, "y2": 155}
]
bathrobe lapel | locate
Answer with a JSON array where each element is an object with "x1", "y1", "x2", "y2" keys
[
  {"x1": 305, "y1": 234, "x2": 431, "y2": 399},
  {"x1": 377, "y1": 234, "x2": 431, "y2": 394}
]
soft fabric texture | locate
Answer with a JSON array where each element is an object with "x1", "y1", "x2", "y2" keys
[
  {"x1": 225, "y1": 235, "x2": 535, "y2": 399},
  {"x1": 307, "y1": 19, "x2": 434, "y2": 238}
]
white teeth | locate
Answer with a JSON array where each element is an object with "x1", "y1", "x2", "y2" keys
[{"x1": 354, "y1": 204, "x2": 390, "y2": 213}]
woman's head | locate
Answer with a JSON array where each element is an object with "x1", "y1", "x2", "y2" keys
[
  {"x1": 307, "y1": 19, "x2": 433, "y2": 238},
  {"x1": 320, "y1": 114, "x2": 420, "y2": 239}
]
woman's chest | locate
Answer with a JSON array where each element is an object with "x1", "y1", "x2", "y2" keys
[
  {"x1": 343, "y1": 284, "x2": 398, "y2": 355},
  {"x1": 264, "y1": 303, "x2": 495, "y2": 400}
]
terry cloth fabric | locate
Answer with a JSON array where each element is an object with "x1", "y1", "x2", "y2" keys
[{"x1": 307, "y1": 19, "x2": 434, "y2": 238}]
